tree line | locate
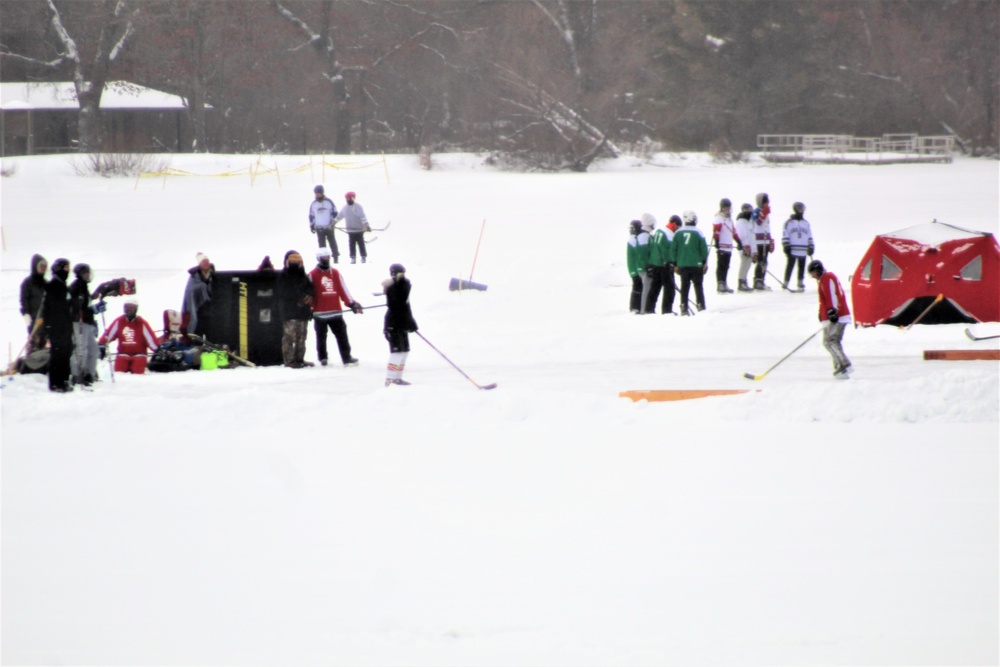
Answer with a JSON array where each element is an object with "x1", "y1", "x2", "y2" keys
[{"x1": 2, "y1": 0, "x2": 996, "y2": 169}]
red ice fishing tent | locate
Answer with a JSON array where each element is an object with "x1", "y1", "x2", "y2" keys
[{"x1": 851, "y1": 220, "x2": 1000, "y2": 327}]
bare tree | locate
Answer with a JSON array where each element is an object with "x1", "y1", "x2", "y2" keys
[{"x1": 1, "y1": 0, "x2": 140, "y2": 151}]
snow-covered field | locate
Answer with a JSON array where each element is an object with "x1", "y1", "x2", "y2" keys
[{"x1": 1, "y1": 152, "x2": 997, "y2": 666}]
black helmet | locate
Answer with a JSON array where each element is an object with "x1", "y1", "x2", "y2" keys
[
  {"x1": 629, "y1": 220, "x2": 642, "y2": 234},
  {"x1": 668, "y1": 214, "x2": 683, "y2": 226},
  {"x1": 740, "y1": 203, "x2": 753, "y2": 214},
  {"x1": 51, "y1": 258, "x2": 71, "y2": 274},
  {"x1": 719, "y1": 198, "x2": 732, "y2": 209},
  {"x1": 389, "y1": 263, "x2": 406, "y2": 277},
  {"x1": 807, "y1": 259, "x2": 824, "y2": 275},
  {"x1": 793, "y1": 201, "x2": 806, "y2": 214},
  {"x1": 313, "y1": 184, "x2": 324, "y2": 194},
  {"x1": 73, "y1": 262, "x2": 91, "y2": 278}
]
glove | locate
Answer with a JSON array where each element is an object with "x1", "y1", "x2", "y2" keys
[
  {"x1": 768, "y1": 239, "x2": 775, "y2": 253},
  {"x1": 702, "y1": 263, "x2": 709, "y2": 274},
  {"x1": 23, "y1": 313, "x2": 32, "y2": 328},
  {"x1": 807, "y1": 244, "x2": 814, "y2": 256},
  {"x1": 92, "y1": 301, "x2": 108, "y2": 314},
  {"x1": 735, "y1": 240, "x2": 743, "y2": 252},
  {"x1": 364, "y1": 223, "x2": 372, "y2": 233},
  {"x1": 99, "y1": 344, "x2": 107, "y2": 360},
  {"x1": 741, "y1": 246, "x2": 750, "y2": 257},
  {"x1": 783, "y1": 244, "x2": 791, "y2": 257},
  {"x1": 826, "y1": 307, "x2": 839, "y2": 324},
  {"x1": 310, "y1": 223, "x2": 316, "y2": 233},
  {"x1": 350, "y1": 302, "x2": 363, "y2": 314}
]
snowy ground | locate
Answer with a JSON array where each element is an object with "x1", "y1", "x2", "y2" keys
[{"x1": 1, "y1": 152, "x2": 997, "y2": 666}]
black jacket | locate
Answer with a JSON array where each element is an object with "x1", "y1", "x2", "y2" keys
[
  {"x1": 41, "y1": 276, "x2": 73, "y2": 341},
  {"x1": 69, "y1": 278, "x2": 96, "y2": 325},
  {"x1": 384, "y1": 277, "x2": 418, "y2": 332},
  {"x1": 278, "y1": 263, "x2": 314, "y2": 322},
  {"x1": 20, "y1": 253, "x2": 47, "y2": 320}
]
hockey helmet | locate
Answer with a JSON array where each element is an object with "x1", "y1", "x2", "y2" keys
[{"x1": 807, "y1": 259, "x2": 824, "y2": 276}]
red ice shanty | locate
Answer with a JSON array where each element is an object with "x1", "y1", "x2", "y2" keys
[{"x1": 850, "y1": 220, "x2": 1000, "y2": 327}]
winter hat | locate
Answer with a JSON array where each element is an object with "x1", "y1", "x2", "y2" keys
[
  {"x1": 196, "y1": 252, "x2": 209, "y2": 265},
  {"x1": 314, "y1": 184, "x2": 325, "y2": 194},
  {"x1": 284, "y1": 250, "x2": 303, "y2": 267},
  {"x1": 345, "y1": 191, "x2": 356, "y2": 201},
  {"x1": 640, "y1": 213, "x2": 656, "y2": 230},
  {"x1": 51, "y1": 258, "x2": 71, "y2": 279},
  {"x1": 316, "y1": 247, "x2": 332, "y2": 260},
  {"x1": 73, "y1": 262, "x2": 91, "y2": 278}
]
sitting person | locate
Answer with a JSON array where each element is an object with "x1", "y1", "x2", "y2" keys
[{"x1": 98, "y1": 298, "x2": 159, "y2": 374}]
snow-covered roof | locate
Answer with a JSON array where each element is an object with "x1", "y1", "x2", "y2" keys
[
  {"x1": 0, "y1": 81, "x2": 192, "y2": 111},
  {"x1": 881, "y1": 221, "x2": 988, "y2": 244}
]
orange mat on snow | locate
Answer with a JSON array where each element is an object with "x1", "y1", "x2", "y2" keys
[
  {"x1": 923, "y1": 350, "x2": 1000, "y2": 361},
  {"x1": 620, "y1": 389, "x2": 756, "y2": 402}
]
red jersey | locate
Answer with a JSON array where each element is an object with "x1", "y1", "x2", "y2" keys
[
  {"x1": 99, "y1": 315, "x2": 159, "y2": 355},
  {"x1": 309, "y1": 266, "x2": 355, "y2": 313},
  {"x1": 817, "y1": 272, "x2": 852, "y2": 324}
]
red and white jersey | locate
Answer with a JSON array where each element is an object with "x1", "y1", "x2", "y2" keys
[
  {"x1": 309, "y1": 266, "x2": 355, "y2": 313},
  {"x1": 712, "y1": 213, "x2": 737, "y2": 251},
  {"x1": 817, "y1": 272, "x2": 852, "y2": 325},
  {"x1": 99, "y1": 315, "x2": 159, "y2": 355}
]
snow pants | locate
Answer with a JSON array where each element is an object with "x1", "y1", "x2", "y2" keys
[
  {"x1": 347, "y1": 231, "x2": 367, "y2": 261},
  {"x1": 71, "y1": 322, "x2": 99, "y2": 383},
  {"x1": 315, "y1": 227, "x2": 340, "y2": 261},
  {"x1": 678, "y1": 266, "x2": 706, "y2": 313},
  {"x1": 282, "y1": 319, "x2": 309, "y2": 366},
  {"x1": 114, "y1": 353, "x2": 149, "y2": 374},
  {"x1": 314, "y1": 315, "x2": 353, "y2": 364},
  {"x1": 783, "y1": 254, "x2": 807, "y2": 288},
  {"x1": 46, "y1": 327, "x2": 73, "y2": 391},
  {"x1": 645, "y1": 265, "x2": 676, "y2": 314},
  {"x1": 715, "y1": 250, "x2": 732, "y2": 285},
  {"x1": 737, "y1": 249, "x2": 753, "y2": 284},
  {"x1": 822, "y1": 321, "x2": 852, "y2": 371}
]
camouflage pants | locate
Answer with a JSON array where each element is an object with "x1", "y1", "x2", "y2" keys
[{"x1": 282, "y1": 319, "x2": 308, "y2": 366}]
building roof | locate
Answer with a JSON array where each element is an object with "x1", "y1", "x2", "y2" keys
[{"x1": 1, "y1": 81, "x2": 192, "y2": 111}]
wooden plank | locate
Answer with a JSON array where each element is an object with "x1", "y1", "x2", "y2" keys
[
  {"x1": 923, "y1": 350, "x2": 1000, "y2": 361},
  {"x1": 619, "y1": 389, "x2": 755, "y2": 403}
]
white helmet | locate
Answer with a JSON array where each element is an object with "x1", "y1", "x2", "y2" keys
[{"x1": 682, "y1": 210, "x2": 698, "y2": 226}]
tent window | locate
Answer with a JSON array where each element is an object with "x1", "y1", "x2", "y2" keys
[
  {"x1": 959, "y1": 256, "x2": 982, "y2": 280},
  {"x1": 860, "y1": 258, "x2": 872, "y2": 281},
  {"x1": 880, "y1": 256, "x2": 902, "y2": 280}
]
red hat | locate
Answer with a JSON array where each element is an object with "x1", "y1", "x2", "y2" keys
[{"x1": 345, "y1": 191, "x2": 356, "y2": 200}]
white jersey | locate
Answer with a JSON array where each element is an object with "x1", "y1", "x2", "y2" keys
[
  {"x1": 309, "y1": 197, "x2": 337, "y2": 229},
  {"x1": 782, "y1": 217, "x2": 814, "y2": 257},
  {"x1": 712, "y1": 213, "x2": 737, "y2": 251},
  {"x1": 335, "y1": 202, "x2": 369, "y2": 232},
  {"x1": 735, "y1": 217, "x2": 754, "y2": 251}
]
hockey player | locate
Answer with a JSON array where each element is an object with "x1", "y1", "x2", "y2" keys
[
  {"x1": 69, "y1": 263, "x2": 105, "y2": 385},
  {"x1": 98, "y1": 299, "x2": 159, "y2": 374},
  {"x1": 381, "y1": 263, "x2": 419, "y2": 386},
  {"x1": 751, "y1": 192, "x2": 775, "y2": 290},
  {"x1": 20, "y1": 254, "x2": 48, "y2": 347},
  {"x1": 278, "y1": 251, "x2": 316, "y2": 369},
  {"x1": 711, "y1": 198, "x2": 736, "y2": 294},
  {"x1": 734, "y1": 203, "x2": 755, "y2": 292},
  {"x1": 626, "y1": 220, "x2": 651, "y2": 314},
  {"x1": 808, "y1": 259, "x2": 853, "y2": 378},
  {"x1": 309, "y1": 247, "x2": 361, "y2": 367},
  {"x1": 40, "y1": 258, "x2": 74, "y2": 392},
  {"x1": 670, "y1": 211, "x2": 709, "y2": 315},
  {"x1": 309, "y1": 185, "x2": 340, "y2": 263},
  {"x1": 335, "y1": 191, "x2": 372, "y2": 264},
  {"x1": 643, "y1": 213, "x2": 674, "y2": 315},
  {"x1": 781, "y1": 202, "x2": 815, "y2": 291}
]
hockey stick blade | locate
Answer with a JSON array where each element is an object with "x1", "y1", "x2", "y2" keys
[
  {"x1": 743, "y1": 372, "x2": 762, "y2": 381},
  {"x1": 966, "y1": 327, "x2": 1000, "y2": 341},
  {"x1": 479, "y1": 382, "x2": 498, "y2": 390}
]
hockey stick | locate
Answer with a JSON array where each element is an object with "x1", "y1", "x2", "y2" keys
[
  {"x1": 313, "y1": 304, "x2": 387, "y2": 319},
  {"x1": 416, "y1": 331, "x2": 497, "y2": 390},
  {"x1": 965, "y1": 328, "x2": 1000, "y2": 341},
  {"x1": 743, "y1": 328, "x2": 822, "y2": 380},
  {"x1": 766, "y1": 268, "x2": 799, "y2": 292},
  {"x1": 332, "y1": 227, "x2": 378, "y2": 244},
  {"x1": 902, "y1": 294, "x2": 943, "y2": 330},
  {"x1": 99, "y1": 307, "x2": 116, "y2": 383}
]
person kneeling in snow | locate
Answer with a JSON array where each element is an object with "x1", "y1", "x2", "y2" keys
[
  {"x1": 99, "y1": 298, "x2": 159, "y2": 374},
  {"x1": 382, "y1": 263, "x2": 418, "y2": 386}
]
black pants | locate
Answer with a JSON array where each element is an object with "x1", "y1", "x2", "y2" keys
[
  {"x1": 385, "y1": 329, "x2": 411, "y2": 353},
  {"x1": 348, "y1": 231, "x2": 367, "y2": 260},
  {"x1": 645, "y1": 265, "x2": 675, "y2": 314},
  {"x1": 314, "y1": 315, "x2": 352, "y2": 363},
  {"x1": 678, "y1": 266, "x2": 706, "y2": 312},
  {"x1": 715, "y1": 250, "x2": 732, "y2": 284},
  {"x1": 783, "y1": 254, "x2": 807, "y2": 286},
  {"x1": 316, "y1": 227, "x2": 340, "y2": 260},
  {"x1": 629, "y1": 275, "x2": 644, "y2": 313},
  {"x1": 47, "y1": 329, "x2": 73, "y2": 391},
  {"x1": 754, "y1": 247, "x2": 770, "y2": 283}
]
